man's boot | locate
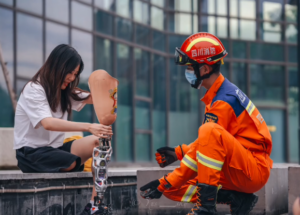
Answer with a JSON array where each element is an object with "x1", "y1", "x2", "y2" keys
[
  {"x1": 217, "y1": 189, "x2": 258, "y2": 215},
  {"x1": 187, "y1": 183, "x2": 219, "y2": 215}
]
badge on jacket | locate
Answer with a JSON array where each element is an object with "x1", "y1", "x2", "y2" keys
[{"x1": 204, "y1": 113, "x2": 218, "y2": 123}]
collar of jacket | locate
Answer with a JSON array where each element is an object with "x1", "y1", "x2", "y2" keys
[{"x1": 201, "y1": 73, "x2": 225, "y2": 105}]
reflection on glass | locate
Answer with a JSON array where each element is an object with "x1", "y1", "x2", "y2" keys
[
  {"x1": 0, "y1": 8, "x2": 14, "y2": 127},
  {"x1": 288, "y1": 46, "x2": 297, "y2": 63},
  {"x1": 46, "y1": 0, "x2": 68, "y2": 23},
  {"x1": 201, "y1": 0, "x2": 215, "y2": 14},
  {"x1": 135, "y1": 25, "x2": 150, "y2": 47},
  {"x1": 220, "y1": 39, "x2": 229, "y2": 57},
  {"x1": 168, "y1": 35, "x2": 188, "y2": 54},
  {"x1": 288, "y1": 67, "x2": 298, "y2": 163},
  {"x1": 151, "y1": 6, "x2": 164, "y2": 30},
  {"x1": 134, "y1": 0, "x2": 149, "y2": 24},
  {"x1": 240, "y1": 20, "x2": 256, "y2": 41},
  {"x1": 153, "y1": 55, "x2": 166, "y2": 150},
  {"x1": 71, "y1": 29, "x2": 92, "y2": 80},
  {"x1": 135, "y1": 101, "x2": 151, "y2": 130},
  {"x1": 230, "y1": 18, "x2": 238, "y2": 38},
  {"x1": 116, "y1": 44, "x2": 132, "y2": 161},
  {"x1": 116, "y1": 17, "x2": 133, "y2": 41},
  {"x1": 262, "y1": 22, "x2": 282, "y2": 42},
  {"x1": 95, "y1": 0, "x2": 115, "y2": 10},
  {"x1": 232, "y1": 63, "x2": 247, "y2": 93},
  {"x1": 116, "y1": 0, "x2": 131, "y2": 18},
  {"x1": 262, "y1": 1, "x2": 282, "y2": 21},
  {"x1": 285, "y1": 4, "x2": 297, "y2": 23},
  {"x1": 193, "y1": 15, "x2": 198, "y2": 33},
  {"x1": 135, "y1": 134, "x2": 151, "y2": 161},
  {"x1": 72, "y1": 1, "x2": 92, "y2": 30},
  {"x1": 232, "y1": 41, "x2": 246, "y2": 59},
  {"x1": 135, "y1": 49, "x2": 150, "y2": 97},
  {"x1": 240, "y1": 0, "x2": 255, "y2": 19},
  {"x1": 95, "y1": 9, "x2": 113, "y2": 35},
  {"x1": 192, "y1": 0, "x2": 198, "y2": 12},
  {"x1": 259, "y1": 109, "x2": 285, "y2": 163},
  {"x1": 17, "y1": 14, "x2": 42, "y2": 78},
  {"x1": 230, "y1": 0, "x2": 238, "y2": 17},
  {"x1": 202, "y1": 16, "x2": 216, "y2": 35},
  {"x1": 217, "y1": 17, "x2": 227, "y2": 38},
  {"x1": 153, "y1": 30, "x2": 165, "y2": 52},
  {"x1": 0, "y1": 0, "x2": 13, "y2": 5},
  {"x1": 174, "y1": 13, "x2": 192, "y2": 34},
  {"x1": 17, "y1": 0, "x2": 42, "y2": 15},
  {"x1": 221, "y1": 62, "x2": 230, "y2": 80},
  {"x1": 46, "y1": 22, "x2": 68, "y2": 59},
  {"x1": 95, "y1": 37, "x2": 113, "y2": 73},
  {"x1": 151, "y1": 0, "x2": 164, "y2": 7},
  {"x1": 250, "y1": 64, "x2": 285, "y2": 105},
  {"x1": 170, "y1": 0, "x2": 192, "y2": 12},
  {"x1": 217, "y1": 0, "x2": 227, "y2": 15},
  {"x1": 169, "y1": 58, "x2": 199, "y2": 147},
  {"x1": 286, "y1": 24, "x2": 297, "y2": 43},
  {"x1": 250, "y1": 43, "x2": 284, "y2": 62}
]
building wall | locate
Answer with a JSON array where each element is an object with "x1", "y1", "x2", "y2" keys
[{"x1": 0, "y1": 0, "x2": 298, "y2": 163}]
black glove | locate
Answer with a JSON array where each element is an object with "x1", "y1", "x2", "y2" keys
[
  {"x1": 155, "y1": 146, "x2": 178, "y2": 168},
  {"x1": 140, "y1": 179, "x2": 163, "y2": 199}
]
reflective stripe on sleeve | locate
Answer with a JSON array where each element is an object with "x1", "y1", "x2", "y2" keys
[
  {"x1": 182, "y1": 155, "x2": 198, "y2": 172},
  {"x1": 181, "y1": 185, "x2": 198, "y2": 202},
  {"x1": 196, "y1": 151, "x2": 224, "y2": 171},
  {"x1": 246, "y1": 100, "x2": 255, "y2": 116}
]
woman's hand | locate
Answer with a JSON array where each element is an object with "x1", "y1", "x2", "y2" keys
[{"x1": 88, "y1": 123, "x2": 113, "y2": 138}]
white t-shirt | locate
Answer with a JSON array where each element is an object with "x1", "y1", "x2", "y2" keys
[{"x1": 13, "y1": 82, "x2": 89, "y2": 149}]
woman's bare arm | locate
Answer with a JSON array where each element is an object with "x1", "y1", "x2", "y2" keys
[{"x1": 84, "y1": 94, "x2": 93, "y2": 104}]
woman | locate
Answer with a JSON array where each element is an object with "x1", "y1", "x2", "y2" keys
[{"x1": 13, "y1": 44, "x2": 110, "y2": 214}]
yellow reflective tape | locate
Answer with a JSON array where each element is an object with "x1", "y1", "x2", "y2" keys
[
  {"x1": 186, "y1": 38, "x2": 220, "y2": 52},
  {"x1": 196, "y1": 151, "x2": 223, "y2": 171},
  {"x1": 197, "y1": 151, "x2": 223, "y2": 165},
  {"x1": 181, "y1": 185, "x2": 193, "y2": 202},
  {"x1": 246, "y1": 100, "x2": 255, "y2": 116},
  {"x1": 187, "y1": 186, "x2": 198, "y2": 202},
  {"x1": 181, "y1": 185, "x2": 198, "y2": 202},
  {"x1": 185, "y1": 155, "x2": 197, "y2": 166},
  {"x1": 182, "y1": 158, "x2": 197, "y2": 172},
  {"x1": 197, "y1": 157, "x2": 222, "y2": 171}
]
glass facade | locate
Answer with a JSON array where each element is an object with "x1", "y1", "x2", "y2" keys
[{"x1": 0, "y1": 0, "x2": 298, "y2": 163}]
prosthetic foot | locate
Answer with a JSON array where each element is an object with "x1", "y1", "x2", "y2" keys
[{"x1": 88, "y1": 70, "x2": 118, "y2": 214}]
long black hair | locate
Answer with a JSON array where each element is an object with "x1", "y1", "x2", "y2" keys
[{"x1": 28, "y1": 44, "x2": 89, "y2": 115}]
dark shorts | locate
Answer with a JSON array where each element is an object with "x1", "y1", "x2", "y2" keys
[{"x1": 16, "y1": 141, "x2": 84, "y2": 173}]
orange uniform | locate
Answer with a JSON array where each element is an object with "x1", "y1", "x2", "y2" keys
[{"x1": 161, "y1": 74, "x2": 273, "y2": 203}]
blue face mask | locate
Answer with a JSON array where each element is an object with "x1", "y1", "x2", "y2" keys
[{"x1": 185, "y1": 69, "x2": 198, "y2": 85}]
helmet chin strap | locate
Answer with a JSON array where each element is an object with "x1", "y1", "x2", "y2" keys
[{"x1": 190, "y1": 64, "x2": 215, "y2": 89}]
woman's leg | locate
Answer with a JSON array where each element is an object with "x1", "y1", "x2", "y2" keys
[{"x1": 70, "y1": 135, "x2": 100, "y2": 201}]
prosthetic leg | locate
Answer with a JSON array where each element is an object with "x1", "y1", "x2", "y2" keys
[{"x1": 88, "y1": 70, "x2": 119, "y2": 214}]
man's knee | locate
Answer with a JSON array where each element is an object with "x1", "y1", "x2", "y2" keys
[{"x1": 198, "y1": 123, "x2": 223, "y2": 142}]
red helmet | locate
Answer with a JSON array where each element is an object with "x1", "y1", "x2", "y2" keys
[{"x1": 175, "y1": 32, "x2": 228, "y2": 66}]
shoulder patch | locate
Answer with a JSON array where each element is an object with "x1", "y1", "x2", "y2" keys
[{"x1": 204, "y1": 113, "x2": 218, "y2": 123}]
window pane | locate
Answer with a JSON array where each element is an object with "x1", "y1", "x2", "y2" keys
[
  {"x1": 95, "y1": 10, "x2": 113, "y2": 35},
  {"x1": 217, "y1": 17, "x2": 227, "y2": 38},
  {"x1": 286, "y1": 24, "x2": 297, "y2": 43},
  {"x1": 250, "y1": 43, "x2": 284, "y2": 61},
  {"x1": 151, "y1": 0, "x2": 164, "y2": 7},
  {"x1": 286, "y1": 3, "x2": 297, "y2": 23},
  {"x1": 232, "y1": 41, "x2": 246, "y2": 59},
  {"x1": 220, "y1": 39, "x2": 230, "y2": 57},
  {"x1": 169, "y1": 0, "x2": 192, "y2": 12},
  {"x1": 201, "y1": 16, "x2": 216, "y2": 35},
  {"x1": 262, "y1": 1, "x2": 282, "y2": 21},
  {"x1": 134, "y1": 0, "x2": 149, "y2": 24},
  {"x1": 135, "y1": 134, "x2": 151, "y2": 161},
  {"x1": 168, "y1": 35, "x2": 187, "y2": 54},
  {"x1": 170, "y1": 13, "x2": 192, "y2": 34},
  {"x1": 201, "y1": 0, "x2": 215, "y2": 14},
  {"x1": 288, "y1": 46, "x2": 297, "y2": 63},
  {"x1": 262, "y1": 22, "x2": 282, "y2": 42},
  {"x1": 0, "y1": 0, "x2": 12, "y2": 5},
  {"x1": 17, "y1": 14, "x2": 42, "y2": 78},
  {"x1": 240, "y1": 20, "x2": 256, "y2": 40},
  {"x1": 116, "y1": 44, "x2": 132, "y2": 161},
  {"x1": 46, "y1": 0, "x2": 68, "y2": 23},
  {"x1": 72, "y1": 1, "x2": 92, "y2": 30},
  {"x1": 71, "y1": 29, "x2": 92, "y2": 80},
  {"x1": 116, "y1": 17, "x2": 133, "y2": 41},
  {"x1": 288, "y1": 67, "x2": 298, "y2": 163},
  {"x1": 151, "y1": 7, "x2": 164, "y2": 30},
  {"x1": 135, "y1": 49, "x2": 150, "y2": 97},
  {"x1": 95, "y1": 0, "x2": 115, "y2": 10},
  {"x1": 135, "y1": 25, "x2": 150, "y2": 47},
  {"x1": 232, "y1": 63, "x2": 247, "y2": 93},
  {"x1": 192, "y1": 0, "x2": 198, "y2": 12},
  {"x1": 17, "y1": 0, "x2": 42, "y2": 15},
  {"x1": 46, "y1": 22, "x2": 69, "y2": 59},
  {"x1": 230, "y1": 0, "x2": 238, "y2": 17},
  {"x1": 217, "y1": 0, "x2": 227, "y2": 15},
  {"x1": 169, "y1": 59, "x2": 199, "y2": 147},
  {"x1": 259, "y1": 109, "x2": 285, "y2": 163},
  {"x1": 135, "y1": 101, "x2": 151, "y2": 130},
  {"x1": 0, "y1": 8, "x2": 14, "y2": 127},
  {"x1": 221, "y1": 61, "x2": 230, "y2": 80},
  {"x1": 95, "y1": 37, "x2": 113, "y2": 73},
  {"x1": 250, "y1": 64, "x2": 285, "y2": 105},
  {"x1": 230, "y1": 19, "x2": 238, "y2": 38},
  {"x1": 153, "y1": 30, "x2": 165, "y2": 52},
  {"x1": 116, "y1": 0, "x2": 131, "y2": 18},
  {"x1": 153, "y1": 55, "x2": 166, "y2": 150},
  {"x1": 193, "y1": 15, "x2": 198, "y2": 33},
  {"x1": 240, "y1": 0, "x2": 256, "y2": 19}
]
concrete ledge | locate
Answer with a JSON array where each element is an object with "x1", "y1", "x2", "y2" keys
[
  {"x1": 137, "y1": 164, "x2": 299, "y2": 215},
  {"x1": 288, "y1": 166, "x2": 300, "y2": 215}
]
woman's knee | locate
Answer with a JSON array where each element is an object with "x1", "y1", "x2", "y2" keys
[{"x1": 60, "y1": 161, "x2": 76, "y2": 172}]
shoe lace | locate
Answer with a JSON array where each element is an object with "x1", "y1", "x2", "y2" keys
[{"x1": 187, "y1": 187, "x2": 202, "y2": 215}]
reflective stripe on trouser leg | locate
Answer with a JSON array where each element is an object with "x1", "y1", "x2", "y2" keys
[
  {"x1": 181, "y1": 185, "x2": 198, "y2": 203},
  {"x1": 196, "y1": 151, "x2": 224, "y2": 171},
  {"x1": 182, "y1": 155, "x2": 198, "y2": 172}
]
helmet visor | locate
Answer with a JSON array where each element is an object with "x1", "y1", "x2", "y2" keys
[{"x1": 174, "y1": 47, "x2": 196, "y2": 65}]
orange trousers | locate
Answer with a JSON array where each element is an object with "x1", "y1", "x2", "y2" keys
[{"x1": 164, "y1": 123, "x2": 272, "y2": 203}]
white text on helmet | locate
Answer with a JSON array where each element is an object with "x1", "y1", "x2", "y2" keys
[{"x1": 191, "y1": 47, "x2": 216, "y2": 57}]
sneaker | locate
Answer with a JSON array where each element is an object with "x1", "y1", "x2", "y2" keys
[{"x1": 81, "y1": 203, "x2": 105, "y2": 215}]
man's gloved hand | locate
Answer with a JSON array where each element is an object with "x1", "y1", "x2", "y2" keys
[
  {"x1": 155, "y1": 146, "x2": 178, "y2": 168},
  {"x1": 140, "y1": 179, "x2": 163, "y2": 199}
]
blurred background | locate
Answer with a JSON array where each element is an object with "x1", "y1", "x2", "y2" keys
[{"x1": 0, "y1": 0, "x2": 298, "y2": 164}]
